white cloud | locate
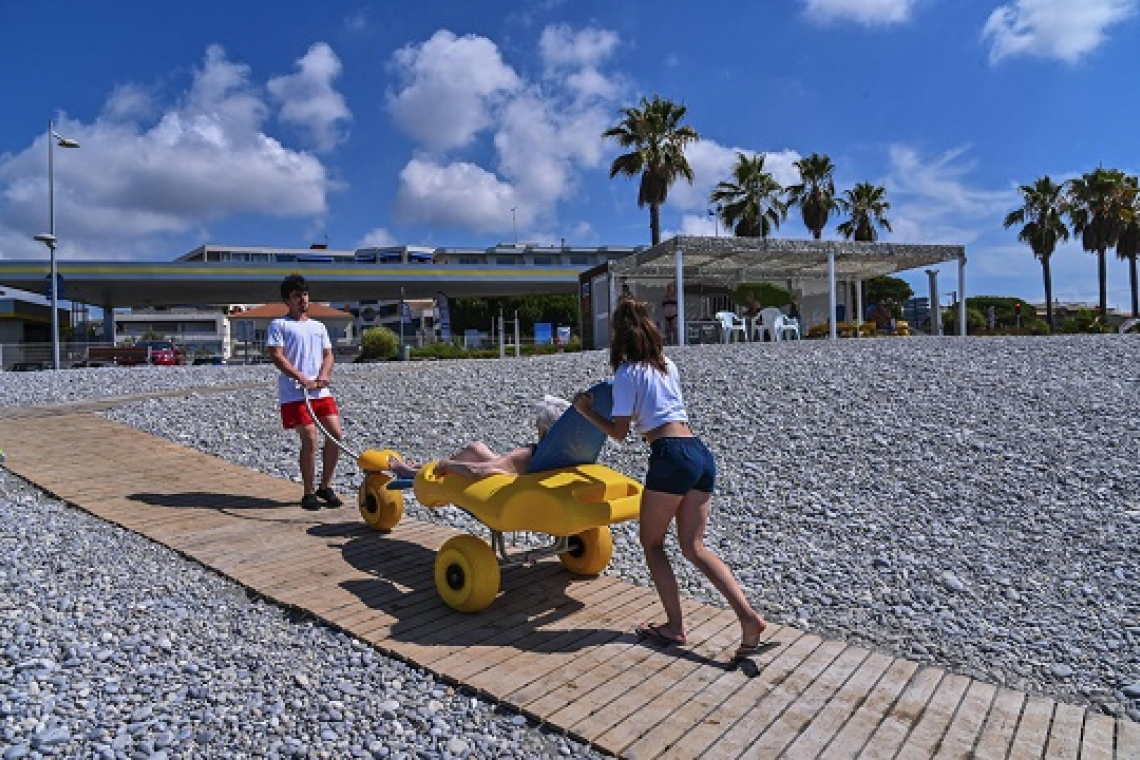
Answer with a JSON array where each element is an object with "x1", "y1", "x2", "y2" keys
[
  {"x1": 886, "y1": 144, "x2": 1015, "y2": 246},
  {"x1": 358, "y1": 228, "x2": 398, "y2": 248},
  {"x1": 983, "y1": 0, "x2": 1137, "y2": 63},
  {"x1": 395, "y1": 158, "x2": 516, "y2": 232},
  {"x1": 539, "y1": 24, "x2": 620, "y2": 75},
  {"x1": 100, "y1": 84, "x2": 157, "y2": 123},
  {"x1": 389, "y1": 25, "x2": 626, "y2": 238},
  {"x1": 268, "y1": 43, "x2": 352, "y2": 152},
  {"x1": 387, "y1": 30, "x2": 522, "y2": 152},
  {"x1": 802, "y1": 0, "x2": 917, "y2": 26},
  {"x1": 0, "y1": 45, "x2": 335, "y2": 261},
  {"x1": 667, "y1": 141, "x2": 802, "y2": 215}
]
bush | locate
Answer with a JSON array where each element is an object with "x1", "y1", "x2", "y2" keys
[
  {"x1": 1058, "y1": 310, "x2": 1114, "y2": 334},
  {"x1": 942, "y1": 306, "x2": 988, "y2": 335},
  {"x1": 359, "y1": 326, "x2": 399, "y2": 361}
]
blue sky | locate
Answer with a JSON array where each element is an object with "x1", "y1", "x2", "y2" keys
[{"x1": 1, "y1": 0, "x2": 1138, "y2": 307}]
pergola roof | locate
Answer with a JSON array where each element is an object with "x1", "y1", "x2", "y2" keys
[{"x1": 609, "y1": 236, "x2": 965, "y2": 286}]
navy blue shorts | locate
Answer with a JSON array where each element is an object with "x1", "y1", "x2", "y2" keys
[{"x1": 645, "y1": 437, "x2": 716, "y2": 495}]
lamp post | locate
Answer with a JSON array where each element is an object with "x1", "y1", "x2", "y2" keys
[{"x1": 34, "y1": 120, "x2": 80, "y2": 371}]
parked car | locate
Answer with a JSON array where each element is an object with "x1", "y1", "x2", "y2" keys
[
  {"x1": 8, "y1": 361, "x2": 47, "y2": 372},
  {"x1": 133, "y1": 340, "x2": 186, "y2": 366},
  {"x1": 192, "y1": 355, "x2": 227, "y2": 366}
]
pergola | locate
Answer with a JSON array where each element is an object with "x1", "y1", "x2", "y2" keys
[{"x1": 606, "y1": 236, "x2": 968, "y2": 341}]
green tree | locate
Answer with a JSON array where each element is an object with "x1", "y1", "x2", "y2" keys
[
  {"x1": 1114, "y1": 175, "x2": 1140, "y2": 318},
  {"x1": 837, "y1": 182, "x2": 892, "y2": 242},
  {"x1": 1065, "y1": 167, "x2": 1132, "y2": 317},
  {"x1": 865, "y1": 276, "x2": 913, "y2": 316},
  {"x1": 1003, "y1": 176, "x2": 1070, "y2": 331},
  {"x1": 603, "y1": 95, "x2": 700, "y2": 246},
  {"x1": 449, "y1": 295, "x2": 578, "y2": 335},
  {"x1": 709, "y1": 152, "x2": 787, "y2": 238},
  {"x1": 785, "y1": 152, "x2": 839, "y2": 239}
]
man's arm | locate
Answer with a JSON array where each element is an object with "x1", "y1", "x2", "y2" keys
[
  {"x1": 317, "y1": 347, "x2": 334, "y2": 386},
  {"x1": 268, "y1": 346, "x2": 318, "y2": 390}
]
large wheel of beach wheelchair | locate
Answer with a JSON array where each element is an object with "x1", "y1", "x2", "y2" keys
[
  {"x1": 434, "y1": 535, "x2": 501, "y2": 612},
  {"x1": 358, "y1": 472, "x2": 404, "y2": 532},
  {"x1": 558, "y1": 526, "x2": 613, "y2": 576}
]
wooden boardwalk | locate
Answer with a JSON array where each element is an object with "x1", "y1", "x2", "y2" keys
[{"x1": 1, "y1": 409, "x2": 1136, "y2": 759}]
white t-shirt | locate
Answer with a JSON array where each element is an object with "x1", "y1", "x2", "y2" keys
[
  {"x1": 612, "y1": 357, "x2": 689, "y2": 435},
  {"x1": 266, "y1": 317, "x2": 332, "y2": 404}
]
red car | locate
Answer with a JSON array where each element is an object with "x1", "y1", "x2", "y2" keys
[{"x1": 135, "y1": 340, "x2": 186, "y2": 366}]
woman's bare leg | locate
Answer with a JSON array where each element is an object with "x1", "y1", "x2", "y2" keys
[
  {"x1": 449, "y1": 441, "x2": 496, "y2": 463},
  {"x1": 638, "y1": 488, "x2": 685, "y2": 640},
  {"x1": 674, "y1": 489, "x2": 766, "y2": 649}
]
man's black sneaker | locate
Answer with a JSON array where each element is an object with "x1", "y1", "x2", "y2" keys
[
  {"x1": 301, "y1": 493, "x2": 321, "y2": 511},
  {"x1": 315, "y1": 487, "x2": 343, "y2": 508}
]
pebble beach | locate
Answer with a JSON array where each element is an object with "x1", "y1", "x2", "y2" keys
[{"x1": 2, "y1": 334, "x2": 1139, "y2": 757}]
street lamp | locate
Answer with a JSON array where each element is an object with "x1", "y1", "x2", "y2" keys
[{"x1": 34, "y1": 120, "x2": 80, "y2": 371}]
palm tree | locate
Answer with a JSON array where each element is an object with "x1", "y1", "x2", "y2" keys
[
  {"x1": 709, "y1": 152, "x2": 787, "y2": 238},
  {"x1": 1003, "y1": 177, "x2": 1070, "y2": 331},
  {"x1": 837, "y1": 182, "x2": 893, "y2": 242},
  {"x1": 785, "y1": 153, "x2": 839, "y2": 239},
  {"x1": 603, "y1": 95, "x2": 699, "y2": 246},
  {"x1": 1065, "y1": 167, "x2": 1131, "y2": 318},
  {"x1": 1115, "y1": 174, "x2": 1140, "y2": 317}
]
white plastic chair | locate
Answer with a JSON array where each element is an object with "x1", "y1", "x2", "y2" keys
[
  {"x1": 714, "y1": 311, "x2": 747, "y2": 343},
  {"x1": 775, "y1": 314, "x2": 802, "y2": 341},
  {"x1": 754, "y1": 307, "x2": 783, "y2": 342}
]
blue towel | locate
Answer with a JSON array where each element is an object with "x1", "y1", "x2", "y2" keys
[{"x1": 526, "y1": 381, "x2": 613, "y2": 473}]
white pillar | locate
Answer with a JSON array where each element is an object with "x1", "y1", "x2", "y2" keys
[
  {"x1": 675, "y1": 244, "x2": 686, "y2": 347},
  {"x1": 828, "y1": 247, "x2": 837, "y2": 341},
  {"x1": 958, "y1": 252, "x2": 968, "y2": 337},
  {"x1": 855, "y1": 279, "x2": 864, "y2": 337}
]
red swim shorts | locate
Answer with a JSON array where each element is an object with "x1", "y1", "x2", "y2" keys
[{"x1": 280, "y1": 396, "x2": 339, "y2": 429}]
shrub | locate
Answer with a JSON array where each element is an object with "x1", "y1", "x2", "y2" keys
[
  {"x1": 1058, "y1": 310, "x2": 1113, "y2": 334},
  {"x1": 359, "y1": 326, "x2": 399, "y2": 361}
]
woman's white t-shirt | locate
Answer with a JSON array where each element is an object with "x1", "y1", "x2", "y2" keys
[
  {"x1": 612, "y1": 357, "x2": 689, "y2": 435},
  {"x1": 266, "y1": 317, "x2": 332, "y2": 404}
]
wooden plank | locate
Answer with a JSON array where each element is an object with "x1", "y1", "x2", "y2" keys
[
  {"x1": 740, "y1": 644, "x2": 872, "y2": 758},
  {"x1": 893, "y1": 672, "x2": 971, "y2": 758},
  {"x1": 1007, "y1": 697, "x2": 1056, "y2": 760},
  {"x1": 600, "y1": 614, "x2": 780, "y2": 756},
  {"x1": 623, "y1": 625, "x2": 808, "y2": 760},
  {"x1": 577, "y1": 609, "x2": 740, "y2": 744},
  {"x1": 1042, "y1": 701, "x2": 1084, "y2": 759},
  {"x1": 1116, "y1": 717, "x2": 1140, "y2": 759},
  {"x1": 816, "y1": 656, "x2": 920, "y2": 760},
  {"x1": 701, "y1": 640, "x2": 851, "y2": 759},
  {"x1": 540, "y1": 604, "x2": 725, "y2": 734},
  {"x1": 433, "y1": 576, "x2": 642, "y2": 676},
  {"x1": 506, "y1": 584, "x2": 673, "y2": 708},
  {"x1": 858, "y1": 666, "x2": 945, "y2": 757},
  {"x1": 468, "y1": 593, "x2": 689, "y2": 706},
  {"x1": 651, "y1": 633, "x2": 829, "y2": 759},
  {"x1": 931, "y1": 678, "x2": 998, "y2": 759},
  {"x1": 374, "y1": 566, "x2": 624, "y2": 669},
  {"x1": 1076, "y1": 712, "x2": 1116, "y2": 760},
  {"x1": 781, "y1": 650, "x2": 896, "y2": 759},
  {"x1": 971, "y1": 687, "x2": 1027, "y2": 760}
]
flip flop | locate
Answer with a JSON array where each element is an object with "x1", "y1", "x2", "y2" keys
[
  {"x1": 732, "y1": 643, "x2": 763, "y2": 662},
  {"x1": 635, "y1": 622, "x2": 686, "y2": 647}
]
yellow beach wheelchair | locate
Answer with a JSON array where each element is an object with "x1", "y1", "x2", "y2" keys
[{"x1": 347, "y1": 383, "x2": 643, "y2": 612}]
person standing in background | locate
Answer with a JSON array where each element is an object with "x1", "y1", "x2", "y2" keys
[{"x1": 267, "y1": 274, "x2": 344, "y2": 511}]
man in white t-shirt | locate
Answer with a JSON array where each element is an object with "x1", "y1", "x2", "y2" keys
[{"x1": 267, "y1": 274, "x2": 344, "y2": 511}]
